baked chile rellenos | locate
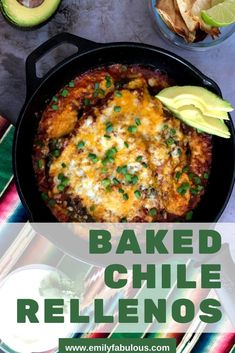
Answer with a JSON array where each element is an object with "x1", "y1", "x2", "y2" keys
[{"x1": 32, "y1": 65, "x2": 212, "y2": 222}]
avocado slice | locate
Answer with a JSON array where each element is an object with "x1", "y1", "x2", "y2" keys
[
  {"x1": 172, "y1": 105, "x2": 231, "y2": 138},
  {"x1": 1, "y1": 0, "x2": 61, "y2": 28},
  {"x1": 156, "y1": 86, "x2": 234, "y2": 115},
  {"x1": 164, "y1": 100, "x2": 229, "y2": 120},
  {"x1": 202, "y1": 110, "x2": 229, "y2": 120}
]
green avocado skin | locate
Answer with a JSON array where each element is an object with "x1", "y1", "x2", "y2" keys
[{"x1": 0, "y1": 0, "x2": 61, "y2": 29}]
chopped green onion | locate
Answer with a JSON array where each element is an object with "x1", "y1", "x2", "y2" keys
[
  {"x1": 114, "y1": 106, "x2": 121, "y2": 113},
  {"x1": 196, "y1": 185, "x2": 204, "y2": 191},
  {"x1": 52, "y1": 104, "x2": 58, "y2": 110},
  {"x1": 149, "y1": 208, "x2": 157, "y2": 217},
  {"x1": 189, "y1": 172, "x2": 194, "y2": 180},
  {"x1": 77, "y1": 140, "x2": 85, "y2": 149},
  {"x1": 166, "y1": 137, "x2": 174, "y2": 146},
  {"x1": 88, "y1": 153, "x2": 98, "y2": 163},
  {"x1": 177, "y1": 182, "x2": 190, "y2": 196},
  {"x1": 57, "y1": 174, "x2": 69, "y2": 187},
  {"x1": 102, "y1": 157, "x2": 111, "y2": 165},
  {"x1": 177, "y1": 148, "x2": 182, "y2": 156},
  {"x1": 175, "y1": 171, "x2": 182, "y2": 180},
  {"x1": 142, "y1": 162, "x2": 148, "y2": 168},
  {"x1": 52, "y1": 96, "x2": 58, "y2": 102},
  {"x1": 186, "y1": 211, "x2": 193, "y2": 221},
  {"x1": 121, "y1": 65, "x2": 127, "y2": 71},
  {"x1": 58, "y1": 173, "x2": 64, "y2": 180},
  {"x1": 117, "y1": 165, "x2": 128, "y2": 175},
  {"x1": 102, "y1": 156, "x2": 114, "y2": 165},
  {"x1": 69, "y1": 81, "x2": 75, "y2": 88},
  {"x1": 123, "y1": 193, "x2": 129, "y2": 200},
  {"x1": 204, "y1": 172, "x2": 209, "y2": 179},
  {"x1": 94, "y1": 85, "x2": 102, "y2": 97},
  {"x1": 170, "y1": 128, "x2": 176, "y2": 135},
  {"x1": 99, "y1": 88, "x2": 105, "y2": 96},
  {"x1": 121, "y1": 217, "x2": 127, "y2": 223},
  {"x1": 190, "y1": 188, "x2": 199, "y2": 195},
  {"x1": 128, "y1": 125, "x2": 137, "y2": 133},
  {"x1": 124, "y1": 141, "x2": 129, "y2": 148},
  {"x1": 38, "y1": 159, "x2": 43, "y2": 169},
  {"x1": 90, "y1": 205, "x2": 96, "y2": 212},
  {"x1": 134, "y1": 190, "x2": 141, "y2": 199},
  {"x1": 52, "y1": 149, "x2": 60, "y2": 157},
  {"x1": 183, "y1": 165, "x2": 189, "y2": 173},
  {"x1": 102, "y1": 178, "x2": 111, "y2": 187},
  {"x1": 106, "y1": 147, "x2": 118, "y2": 157},
  {"x1": 83, "y1": 98, "x2": 90, "y2": 106},
  {"x1": 61, "y1": 163, "x2": 66, "y2": 168},
  {"x1": 104, "y1": 134, "x2": 111, "y2": 139},
  {"x1": 132, "y1": 175, "x2": 139, "y2": 185},
  {"x1": 135, "y1": 118, "x2": 141, "y2": 126},
  {"x1": 113, "y1": 177, "x2": 120, "y2": 185},
  {"x1": 105, "y1": 76, "x2": 112, "y2": 88},
  {"x1": 61, "y1": 89, "x2": 68, "y2": 97},
  {"x1": 115, "y1": 91, "x2": 122, "y2": 97},
  {"x1": 106, "y1": 122, "x2": 113, "y2": 133},
  {"x1": 62, "y1": 177, "x2": 69, "y2": 186},
  {"x1": 136, "y1": 156, "x2": 143, "y2": 162},
  {"x1": 118, "y1": 188, "x2": 124, "y2": 194},
  {"x1": 102, "y1": 167, "x2": 108, "y2": 173},
  {"x1": 194, "y1": 176, "x2": 201, "y2": 185},
  {"x1": 125, "y1": 173, "x2": 133, "y2": 182},
  {"x1": 58, "y1": 184, "x2": 65, "y2": 191}
]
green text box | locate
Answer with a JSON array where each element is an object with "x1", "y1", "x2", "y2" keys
[{"x1": 59, "y1": 338, "x2": 176, "y2": 353}]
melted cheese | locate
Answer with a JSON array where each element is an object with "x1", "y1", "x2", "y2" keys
[{"x1": 49, "y1": 78, "x2": 195, "y2": 222}]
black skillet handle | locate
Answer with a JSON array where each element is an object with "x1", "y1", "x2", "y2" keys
[
  {"x1": 25, "y1": 32, "x2": 100, "y2": 97},
  {"x1": 202, "y1": 76, "x2": 222, "y2": 96}
]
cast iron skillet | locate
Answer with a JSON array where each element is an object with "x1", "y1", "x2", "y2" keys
[{"x1": 13, "y1": 32, "x2": 235, "y2": 223}]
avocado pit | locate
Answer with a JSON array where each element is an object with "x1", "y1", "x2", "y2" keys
[{"x1": 17, "y1": 0, "x2": 45, "y2": 8}]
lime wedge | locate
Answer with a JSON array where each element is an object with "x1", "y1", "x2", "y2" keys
[{"x1": 202, "y1": 0, "x2": 235, "y2": 27}]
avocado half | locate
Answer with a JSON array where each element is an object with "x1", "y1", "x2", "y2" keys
[{"x1": 1, "y1": 0, "x2": 61, "y2": 28}]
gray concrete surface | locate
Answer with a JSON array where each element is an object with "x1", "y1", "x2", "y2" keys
[{"x1": 0, "y1": 0, "x2": 234, "y2": 220}]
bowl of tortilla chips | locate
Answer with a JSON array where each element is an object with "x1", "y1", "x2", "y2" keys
[{"x1": 149, "y1": 0, "x2": 235, "y2": 50}]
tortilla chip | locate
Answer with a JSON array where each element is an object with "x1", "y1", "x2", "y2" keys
[
  {"x1": 156, "y1": 0, "x2": 219, "y2": 42},
  {"x1": 157, "y1": 0, "x2": 196, "y2": 42},
  {"x1": 175, "y1": 0, "x2": 198, "y2": 32}
]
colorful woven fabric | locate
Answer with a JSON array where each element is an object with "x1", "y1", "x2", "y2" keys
[{"x1": 0, "y1": 117, "x2": 27, "y2": 223}]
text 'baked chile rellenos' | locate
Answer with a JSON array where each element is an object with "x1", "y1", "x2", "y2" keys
[{"x1": 33, "y1": 65, "x2": 212, "y2": 222}]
